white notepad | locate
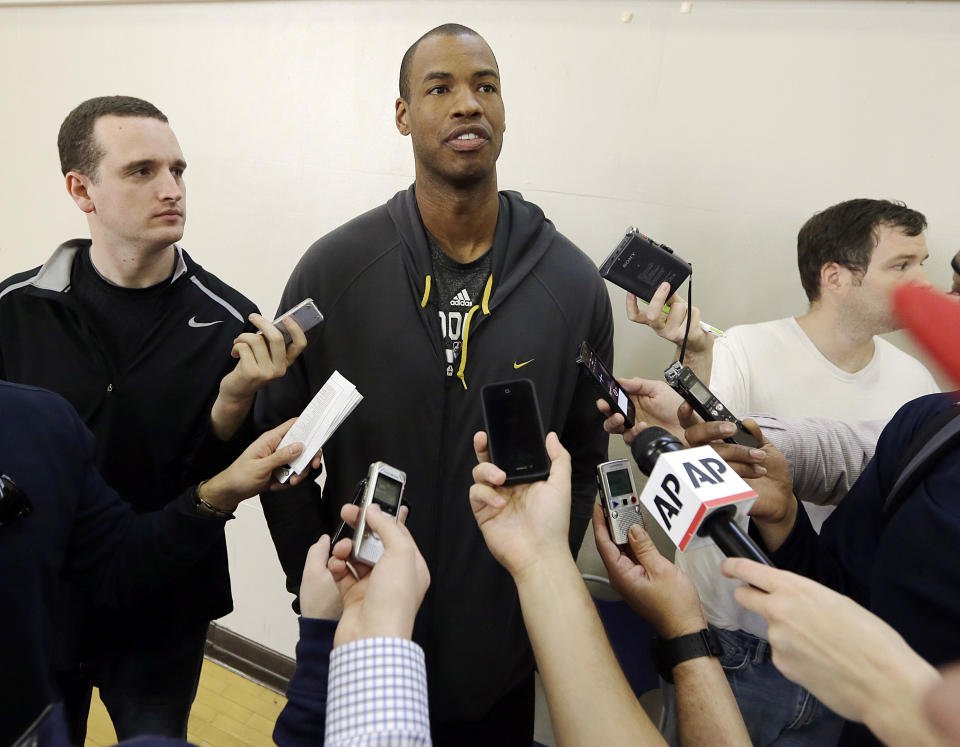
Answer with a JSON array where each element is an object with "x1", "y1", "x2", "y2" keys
[{"x1": 275, "y1": 371, "x2": 362, "y2": 483}]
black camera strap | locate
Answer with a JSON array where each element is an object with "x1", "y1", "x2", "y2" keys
[
  {"x1": 881, "y1": 401, "x2": 960, "y2": 525},
  {"x1": 678, "y1": 274, "x2": 693, "y2": 365},
  {"x1": 331, "y1": 478, "x2": 368, "y2": 545}
]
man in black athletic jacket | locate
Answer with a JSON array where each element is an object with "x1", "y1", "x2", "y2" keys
[
  {"x1": 0, "y1": 96, "x2": 308, "y2": 742},
  {"x1": 256, "y1": 24, "x2": 613, "y2": 745}
]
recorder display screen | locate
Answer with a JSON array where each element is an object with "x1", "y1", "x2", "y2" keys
[
  {"x1": 372, "y1": 475, "x2": 402, "y2": 509},
  {"x1": 606, "y1": 469, "x2": 632, "y2": 497}
]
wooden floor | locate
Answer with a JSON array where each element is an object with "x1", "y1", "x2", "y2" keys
[{"x1": 84, "y1": 659, "x2": 287, "y2": 747}]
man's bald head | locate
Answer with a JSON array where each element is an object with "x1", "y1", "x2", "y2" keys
[{"x1": 399, "y1": 23, "x2": 495, "y2": 100}]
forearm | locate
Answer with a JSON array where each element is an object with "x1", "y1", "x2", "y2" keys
[
  {"x1": 756, "y1": 416, "x2": 882, "y2": 506},
  {"x1": 673, "y1": 657, "x2": 750, "y2": 747},
  {"x1": 751, "y1": 496, "x2": 799, "y2": 554},
  {"x1": 274, "y1": 617, "x2": 337, "y2": 746},
  {"x1": 673, "y1": 335, "x2": 714, "y2": 386},
  {"x1": 210, "y1": 390, "x2": 254, "y2": 440},
  {"x1": 859, "y1": 651, "x2": 943, "y2": 746},
  {"x1": 514, "y1": 551, "x2": 665, "y2": 747}
]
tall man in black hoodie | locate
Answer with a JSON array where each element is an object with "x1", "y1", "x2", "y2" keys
[{"x1": 256, "y1": 23, "x2": 613, "y2": 745}]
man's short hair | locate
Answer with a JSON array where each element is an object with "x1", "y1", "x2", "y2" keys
[
  {"x1": 797, "y1": 198, "x2": 927, "y2": 302},
  {"x1": 57, "y1": 95, "x2": 168, "y2": 179},
  {"x1": 399, "y1": 23, "x2": 486, "y2": 100}
]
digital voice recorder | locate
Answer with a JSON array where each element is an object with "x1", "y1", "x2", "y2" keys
[
  {"x1": 352, "y1": 461, "x2": 407, "y2": 565},
  {"x1": 663, "y1": 362, "x2": 761, "y2": 448},
  {"x1": 596, "y1": 459, "x2": 645, "y2": 545},
  {"x1": 270, "y1": 298, "x2": 324, "y2": 344}
]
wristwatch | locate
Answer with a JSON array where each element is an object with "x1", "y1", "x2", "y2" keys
[
  {"x1": 654, "y1": 628, "x2": 723, "y2": 683},
  {"x1": 192, "y1": 481, "x2": 234, "y2": 520}
]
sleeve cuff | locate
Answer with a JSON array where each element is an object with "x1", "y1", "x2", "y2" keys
[
  {"x1": 748, "y1": 499, "x2": 814, "y2": 569},
  {"x1": 324, "y1": 637, "x2": 430, "y2": 746}
]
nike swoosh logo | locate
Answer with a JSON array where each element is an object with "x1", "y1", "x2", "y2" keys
[
  {"x1": 513, "y1": 359, "x2": 535, "y2": 369},
  {"x1": 188, "y1": 316, "x2": 224, "y2": 328}
]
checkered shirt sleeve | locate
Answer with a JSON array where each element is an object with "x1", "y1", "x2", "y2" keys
[{"x1": 324, "y1": 637, "x2": 431, "y2": 746}]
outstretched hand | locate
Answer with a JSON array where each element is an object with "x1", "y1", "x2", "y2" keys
[
  {"x1": 326, "y1": 503, "x2": 428, "y2": 647},
  {"x1": 470, "y1": 431, "x2": 572, "y2": 581},
  {"x1": 723, "y1": 558, "x2": 941, "y2": 729},
  {"x1": 211, "y1": 312, "x2": 309, "y2": 439},
  {"x1": 626, "y1": 283, "x2": 712, "y2": 355},
  {"x1": 594, "y1": 505, "x2": 706, "y2": 638},
  {"x1": 200, "y1": 418, "x2": 305, "y2": 512},
  {"x1": 597, "y1": 377, "x2": 687, "y2": 442}
]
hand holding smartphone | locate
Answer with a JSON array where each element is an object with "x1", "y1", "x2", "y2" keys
[
  {"x1": 266, "y1": 298, "x2": 324, "y2": 344},
  {"x1": 481, "y1": 379, "x2": 551, "y2": 485},
  {"x1": 576, "y1": 341, "x2": 636, "y2": 428}
]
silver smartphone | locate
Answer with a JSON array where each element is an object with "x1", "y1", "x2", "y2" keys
[
  {"x1": 269, "y1": 298, "x2": 324, "y2": 344},
  {"x1": 352, "y1": 461, "x2": 407, "y2": 565},
  {"x1": 597, "y1": 459, "x2": 645, "y2": 545}
]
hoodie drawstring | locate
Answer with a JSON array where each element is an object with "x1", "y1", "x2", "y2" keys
[
  {"x1": 456, "y1": 274, "x2": 494, "y2": 390},
  {"x1": 420, "y1": 275, "x2": 432, "y2": 308}
]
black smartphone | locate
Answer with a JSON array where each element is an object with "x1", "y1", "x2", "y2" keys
[
  {"x1": 481, "y1": 379, "x2": 551, "y2": 485},
  {"x1": 576, "y1": 341, "x2": 635, "y2": 428}
]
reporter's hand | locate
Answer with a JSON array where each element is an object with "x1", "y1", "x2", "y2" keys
[
  {"x1": 223, "y1": 312, "x2": 308, "y2": 400},
  {"x1": 469, "y1": 431, "x2": 572, "y2": 581},
  {"x1": 327, "y1": 504, "x2": 428, "y2": 647},
  {"x1": 299, "y1": 535, "x2": 343, "y2": 620},
  {"x1": 199, "y1": 418, "x2": 304, "y2": 512},
  {"x1": 593, "y1": 505, "x2": 705, "y2": 638},
  {"x1": 626, "y1": 283, "x2": 712, "y2": 354},
  {"x1": 723, "y1": 559, "x2": 941, "y2": 731},
  {"x1": 681, "y1": 414, "x2": 797, "y2": 545},
  {"x1": 597, "y1": 377, "x2": 685, "y2": 442},
  {"x1": 211, "y1": 312, "x2": 308, "y2": 439}
]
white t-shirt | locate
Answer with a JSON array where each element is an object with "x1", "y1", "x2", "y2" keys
[{"x1": 676, "y1": 316, "x2": 940, "y2": 637}]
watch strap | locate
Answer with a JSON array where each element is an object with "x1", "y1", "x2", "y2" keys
[{"x1": 654, "y1": 628, "x2": 723, "y2": 683}]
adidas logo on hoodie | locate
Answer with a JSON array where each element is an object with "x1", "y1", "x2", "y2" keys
[{"x1": 450, "y1": 289, "x2": 473, "y2": 307}]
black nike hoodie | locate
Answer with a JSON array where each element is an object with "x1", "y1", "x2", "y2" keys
[{"x1": 257, "y1": 184, "x2": 613, "y2": 723}]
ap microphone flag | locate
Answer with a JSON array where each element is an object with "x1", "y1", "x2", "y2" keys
[
  {"x1": 893, "y1": 283, "x2": 960, "y2": 387},
  {"x1": 638, "y1": 443, "x2": 757, "y2": 552}
]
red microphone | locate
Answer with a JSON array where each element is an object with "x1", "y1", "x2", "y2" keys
[{"x1": 892, "y1": 284, "x2": 960, "y2": 387}]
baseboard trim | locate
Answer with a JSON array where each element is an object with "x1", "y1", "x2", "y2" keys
[{"x1": 205, "y1": 622, "x2": 296, "y2": 695}]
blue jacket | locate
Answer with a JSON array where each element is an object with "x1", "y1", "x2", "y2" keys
[
  {"x1": 757, "y1": 392, "x2": 960, "y2": 745},
  {"x1": 0, "y1": 381, "x2": 230, "y2": 745}
]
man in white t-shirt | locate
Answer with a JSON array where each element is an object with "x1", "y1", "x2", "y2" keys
[{"x1": 630, "y1": 198, "x2": 939, "y2": 746}]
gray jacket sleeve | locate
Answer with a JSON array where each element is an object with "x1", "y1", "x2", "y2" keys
[{"x1": 752, "y1": 415, "x2": 887, "y2": 506}]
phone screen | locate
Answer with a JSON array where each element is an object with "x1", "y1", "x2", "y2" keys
[
  {"x1": 481, "y1": 380, "x2": 550, "y2": 484},
  {"x1": 578, "y1": 342, "x2": 634, "y2": 425}
]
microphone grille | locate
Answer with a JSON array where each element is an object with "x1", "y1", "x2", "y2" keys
[{"x1": 630, "y1": 426, "x2": 683, "y2": 476}]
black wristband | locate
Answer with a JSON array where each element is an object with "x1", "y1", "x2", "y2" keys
[{"x1": 654, "y1": 628, "x2": 723, "y2": 683}]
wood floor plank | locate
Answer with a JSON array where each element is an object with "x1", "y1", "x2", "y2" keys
[{"x1": 84, "y1": 657, "x2": 287, "y2": 746}]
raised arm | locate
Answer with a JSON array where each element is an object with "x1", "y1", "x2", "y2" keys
[{"x1": 470, "y1": 431, "x2": 664, "y2": 747}]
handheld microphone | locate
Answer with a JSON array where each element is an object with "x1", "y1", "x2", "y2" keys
[{"x1": 631, "y1": 427, "x2": 772, "y2": 565}]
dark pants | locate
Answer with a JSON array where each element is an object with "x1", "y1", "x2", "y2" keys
[
  {"x1": 432, "y1": 671, "x2": 535, "y2": 747},
  {"x1": 59, "y1": 621, "x2": 208, "y2": 743}
]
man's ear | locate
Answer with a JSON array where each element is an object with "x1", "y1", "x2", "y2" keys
[
  {"x1": 820, "y1": 261, "x2": 847, "y2": 294},
  {"x1": 66, "y1": 172, "x2": 95, "y2": 214},
  {"x1": 395, "y1": 98, "x2": 411, "y2": 136}
]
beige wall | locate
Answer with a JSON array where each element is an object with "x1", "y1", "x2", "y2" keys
[{"x1": 2, "y1": 0, "x2": 958, "y2": 656}]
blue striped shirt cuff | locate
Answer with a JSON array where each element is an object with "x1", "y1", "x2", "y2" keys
[{"x1": 324, "y1": 637, "x2": 431, "y2": 746}]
